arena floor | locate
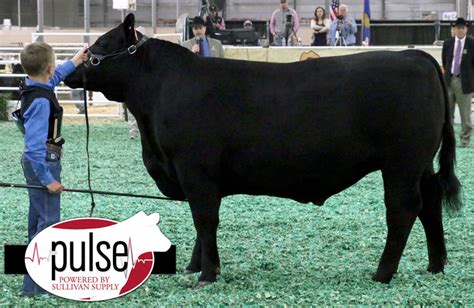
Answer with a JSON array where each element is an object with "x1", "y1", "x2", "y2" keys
[{"x1": 0, "y1": 121, "x2": 472, "y2": 305}]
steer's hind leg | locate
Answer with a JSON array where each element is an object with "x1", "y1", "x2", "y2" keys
[
  {"x1": 373, "y1": 169, "x2": 422, "y2": 283},
  {"x1": 418, "y1": 167, "x2": 447, "y2": 274}
]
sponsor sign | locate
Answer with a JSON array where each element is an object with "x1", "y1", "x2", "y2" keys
[{"x1": 24, "y1": 212, "x2": 170, "y2": 301}]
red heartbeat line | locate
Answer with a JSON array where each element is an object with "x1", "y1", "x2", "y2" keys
[
  {"x1": 24, "y1": 242, "x2": 52, "y2": 265},
  {"x1": 120, "y1": 237, "x2": 153, "y2": 278},
  {"x1": 24, "y1": 237, "x2": 153, "y2": 276}
]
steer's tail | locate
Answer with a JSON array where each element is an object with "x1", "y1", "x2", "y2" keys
[{"x1": 432, "y1": 56, "x2": 463, "y2": 212}]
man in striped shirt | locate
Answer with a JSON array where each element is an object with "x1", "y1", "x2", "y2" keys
[{"x1": 270, "y1": 0, "x2": 300, "y2": 46}]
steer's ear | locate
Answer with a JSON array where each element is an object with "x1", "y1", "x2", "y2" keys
[{"x1": 123, "y1": 13, "x2": 136, "y2": 43}]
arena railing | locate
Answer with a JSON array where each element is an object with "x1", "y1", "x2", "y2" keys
[
  {"x1": 2, "y1": 30, "x2": 179, "y2": 120},
  {"x1": 0, "y1": 43, "x2": 125, "y2": 119}
]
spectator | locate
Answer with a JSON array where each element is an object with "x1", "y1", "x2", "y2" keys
[
  {"x1": 71, "y1": 89, "x2": 85, "y2": 114},
  {"x1": 329, "y1": 4, "x2": 357, "y2": 46},
  {"x1": 204, "y1": 4, "x2": 226, "y2": 36},
  {"x1": 243, "y1": 20, "x2": 261, "y2": 44},
  {"x1": 442, "y1": 17, "x2": 473, "y2": 147},
  {"x1": 270, "y1": 0, "x2": 300, "y2": 46},
  {"x1": 126, "y1": 107, "x2": 139, "y2": 140},
  {"x1": 182, "y1": 16, "x2": 224, "y2": 58},
  {"x1": 71, "y1": 89, "x2": 94, "y2": 114},
  {"x1": 244, "y1": 20, "x2": 256, "y2": 33},
  {"x1": 311, "y1": 7, "x2": 330, "y2": 46}
]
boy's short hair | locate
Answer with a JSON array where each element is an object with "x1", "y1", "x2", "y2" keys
[{"x1": 20, "y1": 42, "x2": 55, "y2": 76}]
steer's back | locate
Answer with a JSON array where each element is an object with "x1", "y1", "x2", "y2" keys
[{"x1": 165, "y1": 51, "x2": 445, "y2": 203}]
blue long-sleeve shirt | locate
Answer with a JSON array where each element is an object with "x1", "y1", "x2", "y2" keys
[
  {"x1": 22, "y1": 60, "x2": 76, "y2": 186},
  {"x1": 329, "y1": 17, "x2": 357, "y2": 46}
]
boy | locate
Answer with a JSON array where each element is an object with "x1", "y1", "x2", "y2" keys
[{"x1": 16, "y1": 42, "x2": 87, "y2": 296}]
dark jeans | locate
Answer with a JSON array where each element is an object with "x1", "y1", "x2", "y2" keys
[
  {"x1": 21, "y1": 154, "x2": 61, "y2": 295},
  {"x1": 312, "y1": 33, "x2": 327, "y2": 46}
]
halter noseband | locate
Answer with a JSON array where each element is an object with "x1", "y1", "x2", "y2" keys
[{"x1": 87, "y1": 36, "x2": 148, "y2": 66}]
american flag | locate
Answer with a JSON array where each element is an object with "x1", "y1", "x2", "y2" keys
[{"x1": 330, "y1": 0, "x2": 340, "y2": 21}]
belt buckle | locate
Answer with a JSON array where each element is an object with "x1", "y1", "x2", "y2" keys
[
  {"x1": 49, "y1": 152, "x2": 58, "y2": 161},
  {"x1": 46, "y1": 151, "x2": 60, "y2": 162}
]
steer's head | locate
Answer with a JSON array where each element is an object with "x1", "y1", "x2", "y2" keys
[{"x1": 65, "y1": 13, "x2": 143, "y2": 102}]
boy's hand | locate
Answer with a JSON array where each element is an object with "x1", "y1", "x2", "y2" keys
[
  {"x1": 47, "y1": 181, "x2": 64, "y2": 194},
  {"x1": 72, "y1": 46, "x2": 89, "y2": 67}
]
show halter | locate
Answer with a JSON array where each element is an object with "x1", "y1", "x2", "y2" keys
[{"x1": 87, "y1": 36, "x2": 148, "y2": 67}]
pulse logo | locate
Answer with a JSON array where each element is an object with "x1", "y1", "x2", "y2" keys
[{"x1": 24, "y1": 212, "x2": 171, "y2": 301}]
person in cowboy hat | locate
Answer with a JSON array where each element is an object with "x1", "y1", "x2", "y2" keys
[
  {"x1": 204, "y1": 4, "x2": 226, "y2": 36},
  {"x1": 442, "y1": 17, "x2": 473, "y2": 147},
  {"x1": 182, "y1": 16, "x2": 224, "y2": 58}
]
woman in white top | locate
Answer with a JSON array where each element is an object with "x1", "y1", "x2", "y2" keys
[{"x1": 311, "y1": 7, "x2": 330, "y2": 46}]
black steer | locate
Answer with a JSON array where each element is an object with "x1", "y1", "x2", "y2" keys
[{"x1": 65, "y1": 14, "x2": 462, "y2": 288}]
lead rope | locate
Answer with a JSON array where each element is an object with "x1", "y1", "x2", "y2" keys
[{"x1": 82, "y1": 69, "x2": 96, "y2": 217}]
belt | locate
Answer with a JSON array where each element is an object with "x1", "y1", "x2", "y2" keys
[{"x1": 451, "y1": 74, "x2": 461, "y2": 77}]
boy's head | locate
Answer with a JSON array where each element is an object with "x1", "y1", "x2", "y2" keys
[{"x1": 20, "y1": 42, "x2": 55, "y2": 77}]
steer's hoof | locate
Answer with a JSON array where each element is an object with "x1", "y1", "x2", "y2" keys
[
  {"x1": 427, "y1": 264, "x2": 445, "y2": 274},
  {"x1": 194, "y1": 281, "x2": 213, "y2": 289},
  {"x1": 184, "y1": 269, "x2": 200, "y2": 275},
  {"x1": 427, "y1": 259, "x2": 447, "y2": 274},
  {"x1": 372, "y1": 271, "x2": 395, "y2": 284}
]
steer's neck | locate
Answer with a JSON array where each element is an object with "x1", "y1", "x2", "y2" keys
[{"x1": 101, "y1": 55, "x2": 141, "y2": 103}]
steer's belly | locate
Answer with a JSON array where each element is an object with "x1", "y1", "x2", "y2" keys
[{"x1": 219, "y1": 155, "x2": 380, "y2": 202}]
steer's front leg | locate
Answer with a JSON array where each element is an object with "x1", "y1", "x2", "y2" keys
[
  {"x1": 176, "y1": 162, "x2": 222, "y2": 288},
  {"x1": 185, "y1": 237, "x2": 202, "y2": 274},
  {"x1": 188, "y1": 197, "x2": 221, "y2": 288}
]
